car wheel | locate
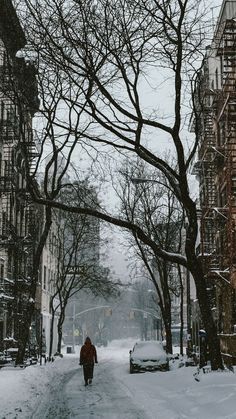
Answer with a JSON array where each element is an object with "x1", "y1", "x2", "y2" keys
[
  {"x1": 130, "y1": 364, "x2": 134, "y2": 374},
  {"x1": 165, "y1": 363, "x2": 169, "y2": 371}
]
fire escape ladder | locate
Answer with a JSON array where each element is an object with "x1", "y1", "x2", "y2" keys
[
  {"x1": 202, "y1": 108, "x2": 217, "y2": 208},
  {"x1": 227, "y1": 146, "x2": 236, "y2": 272},
  {"x1": 19, "y1": 131, "x2": 40, "y2": 176},
  {"x1": 225, "y1": 89, "x2": 236, "y2": 272},
  {"x1": 197, "y1": 98, "x2": 219, "y2": 277},
  {"x1": 217, "y1": 19, "x2": 236, "y2": 92},
  {"x1": 0, "y1": 145, "x2": 16, "y2": 194},
  {"x1": 204, "y1": 111, "x2": 215, "y2": 147}
]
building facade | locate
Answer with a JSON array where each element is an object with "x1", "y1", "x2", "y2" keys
[
  {"x1": 193, "y1": 0, "x2": 236, "y2": 364},
  {"x1": 0, "y1": 0, "x2": 41, "y2": 351},
  {"x1": 0, "y1": 1, "x2": 62, "y2": 358},
  {"x1": 36, "y1": 213, "x2": 61, "y2": 356}
]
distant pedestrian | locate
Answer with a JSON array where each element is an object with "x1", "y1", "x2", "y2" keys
[{"x1": 79, "y1": 337, "x2": 98, "y2": 386}]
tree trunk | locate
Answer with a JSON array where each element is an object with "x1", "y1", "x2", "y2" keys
[
  {"x1": 16, "y1": 206, "x2": 52, "y2": 365},
  {"x1": 190, "y1": 257, "x2": 223, "y2": 370},
  {"x1": 57, "y1": 321, "x2": 63, "y2": 354},
  {"x1": 184, "y1": 198, "x2": 223, "y2": 370},
  {"x1": 178, "y1": 265, "x2": 184, "y2": 356},
  {"x1": 162, "y1": 266, "x2": 173, "y2": 354},
  {"x1": 15, "y1": 286, "x2": 35, "y2": 364},
  {"x1": 49, "y1": 305, "x2": 56, "y2": 360},
  {"x1": 163, "y1": 315, "x2": 172, "y2": 354},
  {"x1": 57, "y1": 308, "x2": 65, "y2": 354}
]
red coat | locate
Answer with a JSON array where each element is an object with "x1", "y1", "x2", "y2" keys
[{"x1": 80, "y1": 341, "x2": 98, "y2": 365}]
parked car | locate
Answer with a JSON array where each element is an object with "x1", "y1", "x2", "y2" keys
[
  {"x1": 5, "y1": 347, "x2": 18, "y2": 360},
  {"x1": 0, "y1": 348, "x2": 38, "y2": 367},
  {"x1": 0, "y1": 351, "x2": 14, "y2": 368},
  {"x1": 129, "y1": 340, "x2": 169, "y2": 373}
]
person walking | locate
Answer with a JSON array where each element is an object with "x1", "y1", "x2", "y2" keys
[{"x1": 79, "y1": 336, "x2": 98, "y2": 386}]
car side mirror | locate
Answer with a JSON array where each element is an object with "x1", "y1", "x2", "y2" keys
[{"x1": 129, "y1": 350, "x2": 132, "y2": 355}]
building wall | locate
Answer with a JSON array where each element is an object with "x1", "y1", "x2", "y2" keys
[
  {"x1": 0, "y1": 0, "x2": 39, "y2": 349},
  {"x1": 0, "y1": 1, "x2": 60, "y2": 358},
  {"x1": 40, "y1": 215, "x2": 61, "y2": 356},
  {"x1": 215, "y1": 1, "x2": 236, "y2": 28},
  {"x1": 193, "y1": 0, "x2": 236, "y2": 361}
]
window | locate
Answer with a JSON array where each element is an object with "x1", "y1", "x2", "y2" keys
[
  {"x1": 2, "y1": 211, "x2": 7, "y2": 236},
  {"x1": 48, "y1": 268, "x2": 50, "y2": 292},
  {"x1": 0, "y1": 264, "x2": 4, "y2": 279},
  {"x1": 43, "y1": 265, "x2": 47, "y2": 290},
  {"x1": 215, "y1": 68, "x2": 219, "y2": 90},
  {"x1": 0, "y1": 101, "x2": 4, "y2": 121}
]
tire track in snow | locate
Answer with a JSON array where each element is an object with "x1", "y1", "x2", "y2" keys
[
  {"x1": 65, "y1": 360, "x2": 149, "y2": 418},
  {"x1": 29, "y1": 366, "x2": 78, "y2": 418},
  {"x1": 29, "y1": 359, "x2": 149, "y2": 419}
]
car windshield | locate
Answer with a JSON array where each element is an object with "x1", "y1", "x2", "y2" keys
[{"x1": 133, "y1": 341, "x2": 165, "y2": 358}]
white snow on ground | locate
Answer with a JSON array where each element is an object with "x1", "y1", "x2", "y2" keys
[{"x1": 0, "y1": 338, "x2": 236, "y2": 418}]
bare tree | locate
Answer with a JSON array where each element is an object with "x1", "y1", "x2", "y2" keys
[
  {"x1": 116, "y1": 163, "x2": 185, "y2": 354},
  {"x1": 48, "y1": 188, "x2": 119, "y2": 358},
  {"x1": 16, "y1": 0, "x2": 223, "y2": 369}
]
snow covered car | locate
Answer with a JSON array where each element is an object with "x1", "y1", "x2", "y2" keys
[
  {"x1": 129, "y1": 341, "x2": 169, "y2": 373},
  {"x1": 0, "y1": 350, "x2": 15, "y2": 368}
]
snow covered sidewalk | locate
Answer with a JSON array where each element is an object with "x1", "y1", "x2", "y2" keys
[{"x1": 0, "y1": 339, "x2": 236, "y2": 419}]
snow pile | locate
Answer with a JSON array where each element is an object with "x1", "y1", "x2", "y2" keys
[{"x1": 0, "y1": 356, "x2": 79, "y2": 418}]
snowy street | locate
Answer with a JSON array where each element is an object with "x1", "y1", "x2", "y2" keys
[
  {"x1": 32, "y1": 356, "x2": 148, "y2": 419},
  {"x1": 1, "y1": 339, "x2": 236, "y2": 419}
]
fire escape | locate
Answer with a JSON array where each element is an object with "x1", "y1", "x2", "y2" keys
[
  {"x1": 209, "y1": 19, "x2": 236, "y2": 361},
  {"x1": 193, "y1": 19, "x2": 236, "y2": 363},
  {"x1": 213, "y1": 19, "x2": 236, "y2": 287},
  {"x1": 199, "y1": 19, "x2": 236, "y2": 354},
  {"x1": 0, "y1": 54, "x2": 39, "y2": 342},
  {"x1": 195, "y1": 20, "x2": 236, "y2": 289},
  {"x1": 193, "y1": 69, "x2": 219, "y2": 278}
]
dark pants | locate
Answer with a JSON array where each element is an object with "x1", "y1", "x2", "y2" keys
[{"x1": 83, "y1": 363, "x2": 94, "y2": 382}]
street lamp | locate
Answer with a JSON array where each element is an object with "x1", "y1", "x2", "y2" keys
[
  {"x1": 130, "y1": 177, "x2": 164, "y2": 186},
  {"x1": 130, "y1": 177, "x2": 175, "y2": 195},
  {"x1": 130, "y1": 177, "x2": 157, "y2": 184}
]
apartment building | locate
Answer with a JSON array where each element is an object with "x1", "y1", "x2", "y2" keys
[
  {"x1": 0, "y1": 0, "x2": 40, "y2": 350},
  {"x1": 38, "y1": 215, "x2": 61, "y2": 356},
  {"x1": 0, "y1": 1, "x2": 62, "y2": 359},
  {"x1": 193, "y1": 0, "x2": 236, "y2": 364}
]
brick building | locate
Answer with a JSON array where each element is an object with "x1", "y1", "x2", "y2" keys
[
  {"x1": 193, "y1": 0, "x2": 236, "y2": 364},
  {"x1": 0, "y1": 0, "x2": 41, "y2": 353}
]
